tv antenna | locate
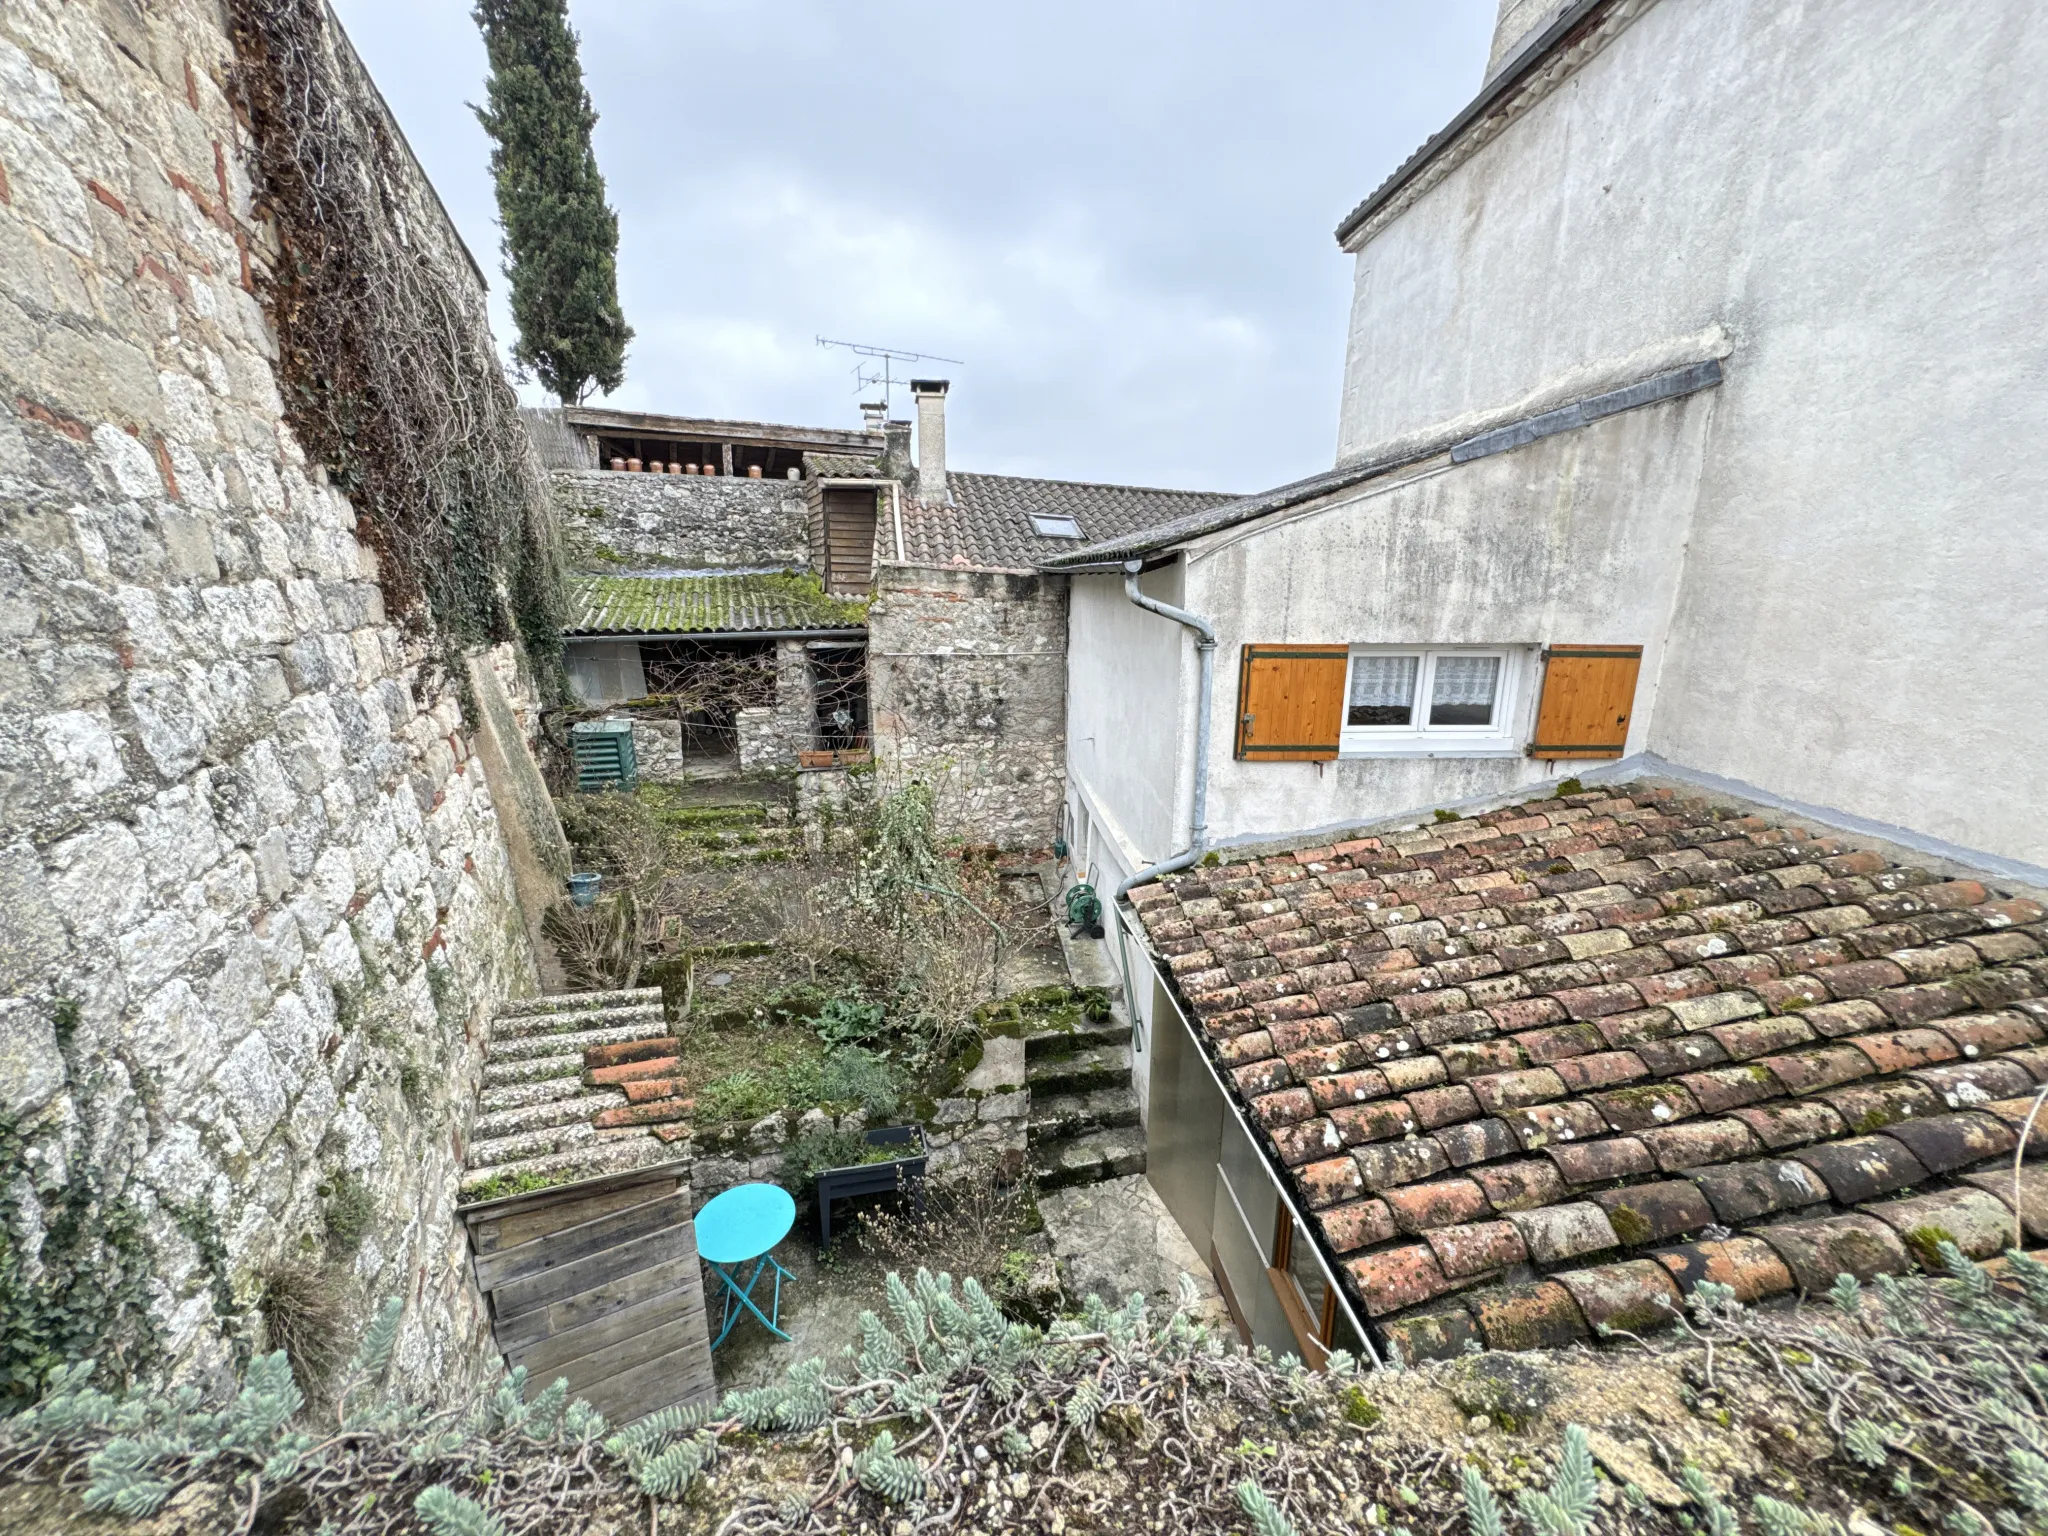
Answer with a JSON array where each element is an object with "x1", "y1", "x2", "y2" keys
[{"x1": 815, "y1": 336, "x2": 964, "y2": 412}]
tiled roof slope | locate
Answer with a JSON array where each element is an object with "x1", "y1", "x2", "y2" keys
[
  {"x1": 1129, "y1": 785, "x2": 2048, "y2": 1362},
  {"x1": 900, "y1": 472, "x2": 1232, "y2": 572},
  {"x1": 565, "y1": 572, "x2": 868, "y2": 635}
]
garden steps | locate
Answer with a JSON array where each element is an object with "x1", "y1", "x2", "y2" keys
[
  {"x1": 1022, "y1": 1017, "x2": 1132, "y2": 1059},
  {"x1": 1030, "y1": 1125, "x2": 1147, "y2": 1192},
  {"x1": 484, "y1": 1052, "x2": 587, "y2": 1089},
  {"x1": 475, "y1": 1090, "x2": 628, "y2": 1141},
  {"x1": 492, "y1": 1000, "x2": 666, "y2": 1040},
  {"x1": 1028, "y1": 1084, "x2": 1141, "y2": 1142},
  {"x1": 459, "y1": 1134, "x2": 670, "y2": 1199},
  {"x1": 1025, "y1": 1043, "x2": 1134, "y2": 1097},
  {"x1": 498, "y1": 986, "x2": 665, "y2": 1020},
  {"x1": 487, "y1": 1022, "x2": 673, "y2": 1062},
  {"x1": 470, "y1": 1119, "x2": 599, "y2": 1169},
  {"x1": 1023, "y1": 997, "x2": 1147, "y2": 1188},
  {"x1": 479, "y1": 1077, "x2": 588, "y2": 1115},
  {"x1": 465, "y1": 987, "x2": 693, "y2": 1205}
]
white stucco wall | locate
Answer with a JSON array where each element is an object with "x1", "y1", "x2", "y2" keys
[
  {"x1": 1187, "y1": 387, "x2": 1713, "y2": 843},
  {"x1": 1337, "y1": 0, "x2": 2048, "y2": 866},
  {"x1": 1064, "y1": 567, "x2": 1191, "y2": 882}
]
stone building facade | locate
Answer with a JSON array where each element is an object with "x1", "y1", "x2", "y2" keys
[
  {"x1": 551, "y1": 468, "x2": 808, "y2": 573},
  {"x1": 867, "y1": 567, "x2": 1069, "y2": 849},
  {"x1": 871, "y1": 466, "x2": 1231, "y2": 852},
  {"x1": 0, "y1": 0, "x2": 545, "y2": 1396}
]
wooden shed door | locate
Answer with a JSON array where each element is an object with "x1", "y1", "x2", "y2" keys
[
  {"x1": 1528, "y1": 645, "x2": 1643, "y2": 759},
  {"x1": 821, "y1": 488, "x2": 878, "y2": 595},
  {"x1": 1234, "y1": 644, "x2": 1348, "y2": 761}
]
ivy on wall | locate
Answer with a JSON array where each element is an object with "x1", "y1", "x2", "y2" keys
[
  {"x1": 226, "y1": 0, "x2": 568, "y2": 694},
  {"x1": 0, "y1": 1082, "x2": 161, "y2": 1406}
]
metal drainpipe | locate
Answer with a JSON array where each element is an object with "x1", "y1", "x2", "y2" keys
[{"x1": 1109, "y1": 559, "x2": 1218, "y2": 1045}]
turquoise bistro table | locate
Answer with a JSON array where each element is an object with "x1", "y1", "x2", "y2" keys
[{"x1": 695, "y1": 1183, "x2": 796, "y2": 1348}]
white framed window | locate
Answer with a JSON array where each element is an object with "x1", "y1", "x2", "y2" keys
[{"x1": 1339, "y1": 646, "x2": 1526, "y2": 756}]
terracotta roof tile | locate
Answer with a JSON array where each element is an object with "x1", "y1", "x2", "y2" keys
[
  {"x1": 1127, "y1": 780, "x2": 2048, "y2": 1354},
  {"x1": 898, "y1": 471, "x2": 1232, "y2": 571}
]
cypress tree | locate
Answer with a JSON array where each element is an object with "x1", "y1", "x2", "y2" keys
[{"x1": 472, "y1": 0, "x2": 631, "y2": 403}]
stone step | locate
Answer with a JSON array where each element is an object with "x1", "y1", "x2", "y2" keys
[
  {"x1": 1028, "y1": 1085, "x2": 1141, "y2": 1144},
  {"x1": 1026, "y1": 1043, "x2": 1133, "y2": 1097},
  {"x1": 1024, "y1": 1017, "x2": 1132, "y2": 1059},
  {"x1": 475, "y1": 1089, "x2": 626, "y2": 1141},
  {"x1": 700, "y1": 846, "x2": 795, "y2": 866},
  {"x1": 651, "y1": 802, "x2": 770, "y2": 827},
  {"x1": 469, "y1": 1119, "x2": 597, "y2": 1170},
  {"x1": 459, "y1": 1134, "x2": 671, "y2": 1200},
  {"x1": 1030, "y1": 1126, "x2": 1147, "y2": 1192},
  {"x1": 497, "y1": 986, "x2": 664, "y2": 1021},
  {"x1": 491, "y1": 1000, "x2": 666, "y2": 1040},
  {"x1": 485, "y1": 1022, "x2": 668, "y2": 1063},
  {"x1": 483, "y1": 1052, "x2": 584, "y2": 1089}
]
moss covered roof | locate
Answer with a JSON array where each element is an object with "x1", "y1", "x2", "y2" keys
[{"x1": 565, "y1": 572, "x2": 868, "y2": 635}]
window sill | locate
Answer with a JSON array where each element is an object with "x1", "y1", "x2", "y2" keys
[{"x1": 1337, "y1": 746, "x2": 1524, "y2": 760}]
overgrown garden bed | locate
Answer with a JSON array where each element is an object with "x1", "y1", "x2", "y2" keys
[{"x1": 8, "y1": 1244, "x2": 2048, "y2": 1535}]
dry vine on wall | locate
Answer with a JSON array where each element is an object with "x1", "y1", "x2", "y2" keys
[{"x1": 226, "y1": 0, "x2": 567, "y2": 690}]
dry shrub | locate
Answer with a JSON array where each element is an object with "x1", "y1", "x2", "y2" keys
[
  {"x1": 858, "y1": 1154, "x2": 1037, "y2": 1287},
  {"x1": 257, "y1": 1265, "x2": 349, "y2": 1393},
  {"x1": 543, "y1": 893, "x2": 644, "y2": 990}
]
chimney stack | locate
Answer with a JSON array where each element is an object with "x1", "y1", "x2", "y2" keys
[
  {"x1": 881, "y1": 418, "x2": 913, "y2": 482},
  {"x1": 860, "y1": 399, "x2": 887, "y2": 435},
  {"x1": 911, "y1": 378, "x2": 950, "y2": 504}
]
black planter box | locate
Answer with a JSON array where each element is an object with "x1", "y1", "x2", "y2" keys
[{"x1": 816, "y1": 1125, "x2": 927, "y2": 1245}]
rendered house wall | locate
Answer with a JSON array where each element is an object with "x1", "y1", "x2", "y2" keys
[
  {"x1": 1064, "y1": 566, "x2": 1192, "y2": 885},
  {"x1": 1337, "y1": 0, "x2": 2048, "y2": 867},
  {"x1": 1183, "y1": 390, "x2": 1713, "y2": 845},
  {"x1": 0, "y1": 0, "x2": 540, "y2": 1394}
]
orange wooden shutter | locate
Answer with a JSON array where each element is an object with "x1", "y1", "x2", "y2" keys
[
  {"x1": 1234, "y1": 644, "x2": 1348, "y2": 761},
  {"x1": 1528, "y1": 645, "x2": 1643, "y2": 759}
]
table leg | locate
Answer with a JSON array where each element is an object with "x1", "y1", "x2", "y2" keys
[{"x1": 709, "y1": 1254, "x2": 793, "y2": 1346}]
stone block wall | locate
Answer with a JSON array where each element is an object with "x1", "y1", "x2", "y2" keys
[
  {"x1": 630, "y1": 715, "x2": 686, "y2": 780},
  {"x1": 0, "y1": 0, "x2": 540, "y2": 1397},
  {"x1": 868, "y1": 566, "x2": 1067, "y2": 849},
  {"x1": 553, "y1": 469, "x2": 809, "y2": 572}
]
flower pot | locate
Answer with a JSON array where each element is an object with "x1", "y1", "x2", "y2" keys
[
  {"x1": 684, "y1": 463, "x2": 699, "y2": 475},
  {"x1": 747, "y1": 464, "x2": 762, "y2": 478},
  {"x1": 608, "y1": 457, "x2": 625, "y2": 471},
  {"x1": 568, "y1": 872, "x2": 602, "y2": 907},
  {"x1": 666, "y1": 461, "x2": 682, "y2": 474},
  {"x1": 815, "y1": 1125, "x2": 927, "y2": 1245},
  {"x1": 625, "y1": 457, "x2": 642, "y2": 472}
]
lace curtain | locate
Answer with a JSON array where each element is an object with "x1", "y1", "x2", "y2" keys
[{"x1": 1429, "y1": 655, "x2": 1500, "y2": 724}]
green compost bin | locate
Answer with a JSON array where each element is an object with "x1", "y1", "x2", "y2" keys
[{"x1": 570, "y1": 719, "x2": 637, "y2": 791}]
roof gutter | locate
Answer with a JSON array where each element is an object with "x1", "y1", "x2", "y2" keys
[{"x1": 1332, "y1": 0, "x2": 1612, "y2": 249}]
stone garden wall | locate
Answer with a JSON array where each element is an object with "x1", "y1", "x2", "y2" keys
[
  {"x1": 553, "y1": 469, "x2": 809, "y2": 572},
  {"x1": 0, "y1": 0, "x2": 541, "y2": 1398},
  {"x1": 868, "y1": 566, "x2": 1067, "y2": 850}
]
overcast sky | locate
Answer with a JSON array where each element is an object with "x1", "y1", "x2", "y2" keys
[{"x1": 330, "y1": 1, "x2": 1496, "y2": 495}]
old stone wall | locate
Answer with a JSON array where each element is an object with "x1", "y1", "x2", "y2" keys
[
  {"x1": 553, "y1": 468, "x2": 808, "y2": 572},
  {"x1": 0, "y1": 0, "x2": 540, "y2": 1398},
  {"x1": 740, "y1": 639, "x2": 815, "y2": 771},
  {"x1": 868, "y1": 566, "x2": 1066, "y2": 850}
]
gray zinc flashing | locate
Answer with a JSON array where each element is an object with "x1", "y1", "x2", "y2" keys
[{"x1": 1037, "y1": 357, "x2": 1724, "y2": 572}]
